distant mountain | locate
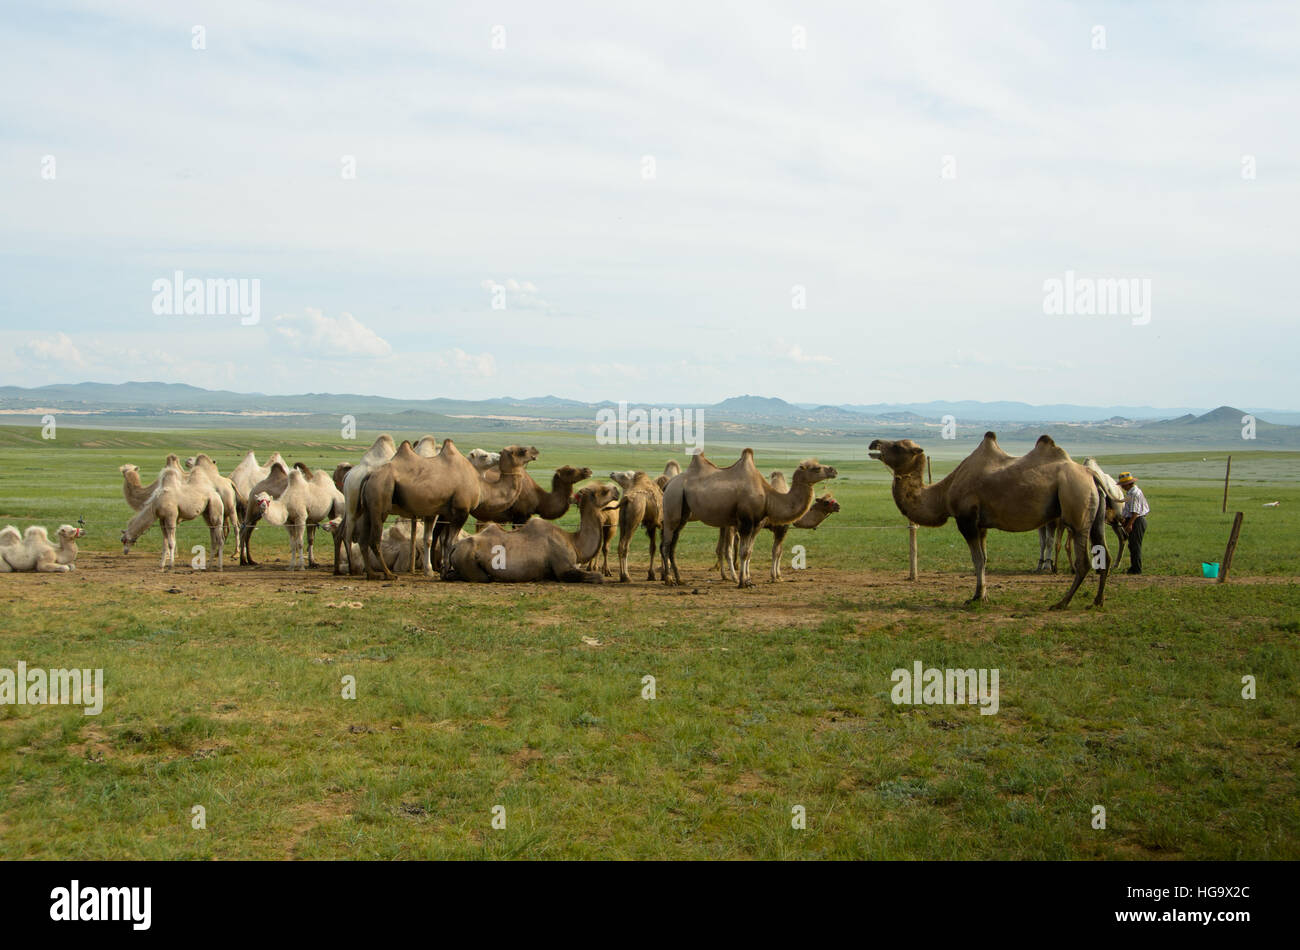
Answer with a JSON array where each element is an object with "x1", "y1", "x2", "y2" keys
[{"x1": 1, "y1": 384, "x2": 1296, "y2": 446}]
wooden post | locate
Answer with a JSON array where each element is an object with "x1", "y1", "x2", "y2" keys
[
  {"x1": 1222, "y1": 455, "x2": 1232, "y2": 513},
  {"x1": 1218, "y1": 511, "x2": 1243, "y2": 583},
  {"x1": 926, "y1": 457, "x2": 932, "y2": 484},
  {"x1": 908, "y1": 523, "x2": 918, "y2": 580}
]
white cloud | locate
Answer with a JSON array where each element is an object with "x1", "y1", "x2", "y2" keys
[
  {"x1": 19, "y1": 332, "x2": 86, "y2": 367},
  {"x1": 774, "y1": 339, "x2": 833, "y2": 365},
  {"x1": 436, "y1": 348, "x2": 497, "y2": 378},
  {"x1": 480, "y1": 278, "x2": 553, "y2": 312},
  {"x1": 272, "y1": 309, "x2": 392, "y2": 359}
]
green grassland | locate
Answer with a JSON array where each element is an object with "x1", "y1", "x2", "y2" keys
[{"x1": 0, "y1": 425, "x2": 1296, "y2": 859}]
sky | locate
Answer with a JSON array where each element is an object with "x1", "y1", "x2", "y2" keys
[{"x1": 1, "y1": 1, "x2": 1297, "y2": 408}]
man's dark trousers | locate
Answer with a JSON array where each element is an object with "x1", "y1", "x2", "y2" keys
[{"x1": 1127, "y1": 516, "x2": 1147, "y2": 573}]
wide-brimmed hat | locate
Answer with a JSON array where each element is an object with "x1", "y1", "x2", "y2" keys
[{"x1": 1117, "y1": 471, "x2": 1137, "y2": 485}]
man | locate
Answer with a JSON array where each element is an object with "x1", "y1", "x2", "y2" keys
[{"x1": 1117, "y1": 471, "x2": 1149, "y2": 575}]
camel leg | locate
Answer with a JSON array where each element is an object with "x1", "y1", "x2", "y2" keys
[
  {"x1": 210, "y1": 522, "x2": 224, "y2": 572},
  {"x1": 334, "y1": 515, "x2": 350, "y2": 575},
  {"x1": 957, "y1": 515, "x2": 988, "y2": 603},
  {"x1": 735, "y1": 519, "x2": 760, "y2": 588},
  {"x1": 1050, "y1": 528, "x2": 1090, "y2": 610},
  {"x1": 305, "y1": 524, "x2": 318, "y2": 568},
  {"x1": 770, "y1": 526, "x2": 788, "y2": 582},
  {"x1": 660, "y1": 523, "x2": 681, "y2": 586},
  {"x1": 1036, "y1": 525, "x2": 1052, "y2": 572},
  {"x1": 618, "y1": 524, "x2": 633, "y2": 583},
  {"x1": 440, "y1": 510, "x2": 470, "y2": 578},
  {"x1": 364, "y1": 515, "x2": 392, "y2": 580},
  {"x1": 161, "y1": 517, "x2": 176, "y2": 571},
  {"x1": 646, "y1": 525, "x2": 658, "y2": 581},
  {"x1": 1052, "y1": 522, "x2": 1065, "y2": 573},
  {"x1": 713, "y1": 528, "x2": 730, "y2": 581}
]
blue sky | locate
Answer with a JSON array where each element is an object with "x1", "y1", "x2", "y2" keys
[{"x1": 1, "y1": 1, "x2": 1297, "y2": 407}]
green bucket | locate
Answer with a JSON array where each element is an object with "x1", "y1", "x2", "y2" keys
[{"x1": 1201, "y1": 562, "x2": 1220, "y2": 579}]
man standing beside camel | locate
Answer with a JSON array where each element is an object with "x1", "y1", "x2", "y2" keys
[{"x1": 1117, "y1": 471, "x2": 1149, "y2": 575}]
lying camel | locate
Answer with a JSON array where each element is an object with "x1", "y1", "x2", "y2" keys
[
  {"x1": 610, "y1": 470, "x2": 664, "y2": 582},
  {"x1": 253, "y1": 467, "x2": 345, "y2": 570},
  {"x1": 715, "y1": 473, "x2": 841, "y2": 581},
  {"x1": 445, "y1": 482, "x2": 619, "y2": 583},
  {"x1": 323, "y1": 519, "x2": 471, "y2": 575},
  {"x1": 660, "y1": 450, "x2": 838, "y2": 588},
  {"x1": 237, "y1": 458, "x2": 291, "y2": 565},
  {"x1": 869, "y1": 433, "x2": 1110, "y2": 609},
  {"x1": 0, "y1": 525, "x2": 83, "y2": 572},
  {"x1": 121, "y1": 466, "x2": 225, "y2": 571}
]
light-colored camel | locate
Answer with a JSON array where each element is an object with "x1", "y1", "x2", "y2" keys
[
  {"x1": 1038, "y1": 458, "x2": 1127, "y2": 572},
  {"x1": 237, "y1": 459, "x2": 291, "y2": 565},
  {"x1": 119, "y1": 464, "x2": 158, "y2": 510},
  {"x1": 0, "y1": 524, "x2": 83, "y2": 572},
  {"x1": 253, "y1": 467, "x2": 346, "y2": 570},
  {"x1": 660, "y1": 450, "x2": 838, "y2": 588},
  {"x1": 121, "y1": 466, "x2": 225, "y2": 571},
  {"x1": 183, "y1": 454, "x2": 239, "y2": 538},
  {"x1": 228, "y1": 450, "x2": 286, "y2": 520},
  {"x1": 609, "y1": 470, "x2": 664, "y2": 582},
  {"x1": 656, "y1": 459, "x2": 681, "y2": 492},
  {"x1": 467, "y1": 449, "x2": 500, "y2": 472},
  {"x1": 446, "y1": 482, "x2": 620, "y2": 583},
  {"x1": 356, "y1": 441, "x2": 537, "y2": 579},
  {"x1": 868, "y1": 432, "x2": 1110, "y2": 609},
  {"x1": 335, "y1": 435, "x2": 398, "y2": 575}
]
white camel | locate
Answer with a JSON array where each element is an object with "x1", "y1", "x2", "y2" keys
[
  {"x1": 121, "y1": 466, "x2": 225, "y2": 571},
  {"x1": 0, "y1": 525, "x2": 83, "y2": 572},
  {"x1": 254, "y1": 468, "x2": 345, "y2": 570}
]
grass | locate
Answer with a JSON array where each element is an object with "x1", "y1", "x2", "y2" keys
[{"x1": 0, "y1": 425, "x2": 1296, "y2": 859}]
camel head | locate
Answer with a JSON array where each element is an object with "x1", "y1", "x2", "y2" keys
[
  {"x1": 497, "y1": 445, "x2": 540, "y2": 474},
  {"x1": 57, "y1": 524, "x2": 84, "y2": 543},
  {"x1": 120, "y1": 527, "x2": 135, "y2": 553},
  {"x1": 255, "y1": 492, "x2": 273, "y2": 513},
  {"x1": 331, "y1": 463, "x2": 352, "y2": 492},
  {"x1": 608, "y1": 470, "x2": 640, "y2": 490},
  {"x1": 792, "y1": 459, "x2": 838, "y2": 486},
  {"x1": 119, "y1": 463, "x2": 139, "y2": 476},
  {"x1": 322, "y1": 517, "x2": 343, "y2": 535},
  {"x1": 576, "y1": 482, "x2": 620, "y2": 511},
  {"x1": 467, "y1": 449, "x2": 500, "y2": 472},
  {"x1": 814, "y1": 494, "x2": 840, "y2": 515},
  {"x1": 555, "y1": 465, "x2": 593, "y2": 486},
  {"x1": 868, "y1": 439, "x2": 926, "y2": 477}
]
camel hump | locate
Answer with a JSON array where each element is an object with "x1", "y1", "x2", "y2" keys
[
  {"x1": 1036, "y1": 434, "x2": 1055, "y2": 448},
  {"x1": 983, "y1": 431, "x2": 998, "y2": 442},
  {"x1": 269, "y1": 459, "x2": 289, "y2": 474},
  {"x1": 288, "y1": 468, "x2": 306, "y2": 486},
  {"x1": 24, "y1": 525, "x2": 49, "y2": 542},
  {"x1": 394, "y1": 441, "x2": 419, "y2": 458},
  {"x1": 295, "y1": 461, "x2": 314, "y2": 476}
]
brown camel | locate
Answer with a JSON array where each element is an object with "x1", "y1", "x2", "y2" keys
[
  {"x1": 575, "y1": 482, "x2": 621, "y2": 577},
  {"x1": 660, "y1": 450, "x2": 838, "y2": 588},
  {"x1": 445, "y1": 482, "x2": 619, "y2": 583},
  {"x1": 609, "y1": 470, "x2": 664, "y2": 582},
  {"x1": 868, "y1": 432, "x2": 1110, "y2": 609},
  {"x1": 715, "y1": 472, "x2": 841, "y2": 581},
  {"x1": 493, "y1": 465, "x2": 594, "y2": 525},
  {"x1": 356, "y1": 441, "x2": 537, "y2": 579}
]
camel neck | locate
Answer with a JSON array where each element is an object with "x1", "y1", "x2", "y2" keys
[
  {"x1": 892, "y1": 471, "x2": 948, "y2": 527},
  {"x1": 573, "y1": 500, "x2": 605, "y2": 561}
]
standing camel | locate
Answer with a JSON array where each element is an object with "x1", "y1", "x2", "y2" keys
[
  {"x1": 120, "y1": 466, "x2": 225, "y2": 571},
  {"x1": 660, "y1": 450, "x2": 837, "y2": 588},
  {"x1": 609, "y1": 470, "x2": 664, "y2": 582},
  {"x1": 868, "y1": 433, "x2": 1110, "y2": 609}
]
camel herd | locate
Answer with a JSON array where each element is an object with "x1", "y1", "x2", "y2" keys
[{"x1": 4, "y1": 427, "x2": 1125, "y2": 608}]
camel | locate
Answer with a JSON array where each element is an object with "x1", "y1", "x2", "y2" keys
[
  {"x1": 252, "y1": 467, "x2": 346, "y2": 570},
  {"x1": 355, "y1": 441, "x2": 537, "y2": 580},
  {"x1": 0, "y1": 524, "x2": 83, "y2": 572},
  {"x1": 715, "y1": 473, "x2": 841, "y2": 581},
  {"x1": 323, "y1": 519, "x2": 471, "y2": 575},
  {"x1": 237, "y1": 459, "x2": 291, "y2": 565},
  {"x1": 466, "y1": 447, "x2": 542, "y2": 524},
  {"x1": 656, "y1": 459, "x2": 681, "y2": 492},
  {"x1": 229, "y1": 450, "x2": 286, "y2": 520},
  {"x1": 445, "y1": 482, "x2": 620, "y2": 583},
  {"x1": 467, "y1": 449, "x2": 500, "y2": 472},
  {"x1": 119, "y1": 464, "x2": 159, "y2": 510},
  {"x1": 183, "y1": 454, "x2": 239, "y2": 537},
  {"x1": 121, "y1": 466, "x2": 225, "y2": 571},
  {"x1": 609, "y1": 470, "x2": 664, "y2": 582},
  {"x1": 868, "y1": 432, "x2": 1110, "y2": 609},
  {"x1": 1038, "y1": 459, "x2": 1127, "y2": 572},
  {"x1": 335, "y1": 435, "x2": 398, "y2": 575},
  {"x1": 575, "y1": 482, "x2": 621, "y2": 576},
  {"x1": 494, "y1": 465, "x2": 593, "y2": 525},
  {"x1": 660, "y1": 450, "x2": 838, "y2": 588}
]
